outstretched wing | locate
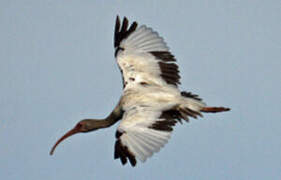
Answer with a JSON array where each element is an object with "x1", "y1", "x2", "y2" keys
[
  {"x1": 114, "y1": 16, "x2": 180, "y2": 89},
  {"x1": 114, "y1": 106, "x2": 182, "y2": 166}
]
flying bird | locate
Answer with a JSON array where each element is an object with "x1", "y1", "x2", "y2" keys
[{"x1": 50, "y1": 16, "x2": 230, "y2": 167}]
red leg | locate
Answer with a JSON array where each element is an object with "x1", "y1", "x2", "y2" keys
[{"x1": 201, "y1": 107, "x2": 230, "y2": 113}]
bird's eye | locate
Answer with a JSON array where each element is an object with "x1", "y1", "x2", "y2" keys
[{"x1": 76, "y1": 123, "x2": 83, "y2": 129}]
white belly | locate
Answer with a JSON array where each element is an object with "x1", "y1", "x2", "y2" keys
[{"x1": 121, "y1": 86, "x2": 181, "y2": 111}]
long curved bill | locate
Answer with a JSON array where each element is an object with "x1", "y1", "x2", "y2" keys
[{"x1": 49, "y1": 126, "x2": 80, "y2": 155}]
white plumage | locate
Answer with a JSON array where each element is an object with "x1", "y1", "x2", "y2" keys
[
  {"x1": 121, "y1": 25, "x2": 169, "y2": 52},
  {"x1": 49, "y1": 16, "x2": 230, "y2": 167},
  {"x1": 116, "y1": 24, "x2": 172, "y2": 88},
  {"x1": 113, "y1": 16, "x2": 207, "y2": 165},
  {"x1": 117, "y1": 86, "x2": 206, "y2": 163}
]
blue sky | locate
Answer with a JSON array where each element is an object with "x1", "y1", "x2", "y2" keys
[{"x1": 0, "y1": 0, "x2": 280, "y2": 179}]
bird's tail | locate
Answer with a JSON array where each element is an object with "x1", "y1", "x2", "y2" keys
[
  {"x1": 178, "y1": 91, "x2": 230, "y2": 121},
  {"x1": 177, "y1": 91, "x2": 206, "y2": 121}
]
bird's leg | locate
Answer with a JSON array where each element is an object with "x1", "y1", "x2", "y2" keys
[{"x1": 201, "y1": 106, "x2": 230, "y2": 113}]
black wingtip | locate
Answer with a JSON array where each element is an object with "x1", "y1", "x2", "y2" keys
[
  {"x1": 114, "y1": 16, "x2": 120, "y2": 47},
  {"x1": 115, "y1": 15, "x2": 120, "y2": 26},
  {"x1": 114, "y1": 16, "x2": 138, "y2": 50},
  {"x1": 114, "y1": 131, "x2": 137, "y2": 167}
]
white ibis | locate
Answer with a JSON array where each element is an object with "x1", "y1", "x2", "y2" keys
[{"x1": 50, "y1": 16, "x2": 230, "y2": 167}]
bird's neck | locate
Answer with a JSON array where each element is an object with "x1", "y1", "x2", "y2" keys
[
  {"x1": 93, "y1": 106, "x2": 123, "y2": 129},
  {"x1": 88, "y1": 98, "x2": 123, "y2": 130},
  {"x1": 91, "y1": 118, "x2": 115, "y2": 129}
]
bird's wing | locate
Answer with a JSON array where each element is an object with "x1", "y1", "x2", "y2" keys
[
  {"x1": 114, "y1": 16, "x2": 180, "y2": 89},
  {"x1": 114, "y1": 106, "x2": 182, "y2": 166}
]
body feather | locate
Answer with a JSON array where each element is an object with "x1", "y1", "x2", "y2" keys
[{"x1": 112, "y1": 16, "x2": 228, "y2": 166}]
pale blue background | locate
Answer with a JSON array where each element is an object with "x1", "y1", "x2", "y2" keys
[{"x1": 1, "y1": 0, "x2": 280, "y2": 179}]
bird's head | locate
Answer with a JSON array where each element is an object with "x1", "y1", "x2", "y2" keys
[
  {"x1": 75, "y1": 119, "x2": 101, "y2": 132},
  {"x1": 49, "y1": 119, "x2": 101, "y2": 155}
]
